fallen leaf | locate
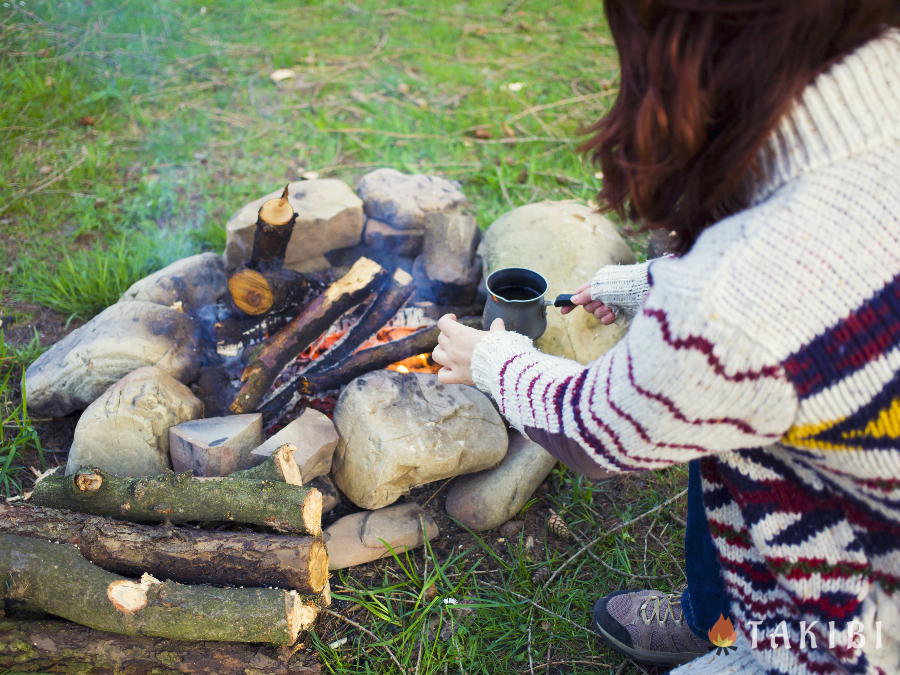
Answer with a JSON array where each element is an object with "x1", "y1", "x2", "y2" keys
[
  {"x1": 77, "y1": 115, "x2": 95, "y2": 127},
  {"x1": 269, "y1": 68, "x2": 296, "y2": 83},
  {"x1": 507, "y1": 82, "x2": 524, "y2": 92},
  {"x1": 501, "y1": 122, "x2": 515, "y2": 138},
  {"x1": 517, "y1": 169, "x2": 528, "y2": 184},
  {"x1": 38, "y1": 165, "x2": 52, "y2": 175},
  {"x1": 474, "y1": 128, "x2": 492, "y2": 139},
  {"x1": 476, "y1": 26, "x2": 488, "y2": 36},
  {"x1": 305, "y1": 53, "x2": 316, "y2": 65},
  {"x1": 301, "y1": 170, "x2": 320, "y2": 180},
  {"x1": 397, "y1": 82, "x2": 410, "y2": 94},
  {"x1": 414, "y1": 97, "x2": 427, "y2": 109},
  {"x1": 350, "y1": 90, "x2": 367, "y2": 103}
]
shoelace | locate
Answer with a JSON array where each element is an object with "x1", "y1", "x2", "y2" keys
[{"x1": 640, "y1": 592, "x2": 683, "y2": 628}]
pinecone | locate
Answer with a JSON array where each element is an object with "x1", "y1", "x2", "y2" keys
[
  {"x1": 547, "y1": 510, "x2": 573, "y2": 540},
  {"x1": 531, "y1": 566, "x2": 551, "y2": 585}
]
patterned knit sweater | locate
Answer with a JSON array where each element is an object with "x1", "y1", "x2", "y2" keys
[{"x1": 471, "y1": 32, "x2": 900, "y2": 675}]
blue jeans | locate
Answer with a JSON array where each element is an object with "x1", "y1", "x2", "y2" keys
[{"x1": 681, "y1": 460, "x2": 731, "y2": 640}]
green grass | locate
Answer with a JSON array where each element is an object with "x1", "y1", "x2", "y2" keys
[
  {"x1": 318, "y1": 466, "x2": 688, "y2": 675},
  {"x1": 0, "y1": 329, "x2": 45, "y2": 495},
  {"x1": 0, "y1": 3, "x2": 680, "y2": 673}
]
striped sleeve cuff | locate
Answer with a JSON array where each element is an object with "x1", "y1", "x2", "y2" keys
[{"x1": 470, "y1": 330, "x2": 536, "y2": 398}]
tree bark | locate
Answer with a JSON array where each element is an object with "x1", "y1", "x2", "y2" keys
[
  {"x1": 248, "y1": 184, "x2": 297, "y2": 270},
  {"x1": 258, "y1": 316, "x2": 481, "y2": 420},
  {"x1": 229, "y1": 268, "x2": 315, "y2": 316},
  {"x1": 306, "y1": 268, "x2": 415, "y2": 374},
  {"x1": 0, "y1": 619, "x2": 322, "y2": 675},
  {"x1": 31, "y1": 469, "x2": 322, "y2": 536},
  {"x1": 0, "y1": 534, "x2": 319, "y2": 645},
  {"x1": 0, "y1": 504, "x2": 328, "y2": 594},
  {"x1": 231, "y1": 257, "x2": 389, "y2": 414},
  {"x1": 214, "y1": 312, "x2": 295, "y2": 355},
  {"x1": 229, "y1": 443, "x2": 302, "y2": 484}
]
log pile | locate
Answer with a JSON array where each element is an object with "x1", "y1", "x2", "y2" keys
[{"x1": 1, "y1": 445, "x2": 330, "y2": 647}]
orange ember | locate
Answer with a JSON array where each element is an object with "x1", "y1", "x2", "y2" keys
[
  {"x1": 386, "y1": 353, "x2": 440, "y2": 375},
  {"x1": 708, "y1": 614, "x2": 737, "y2": 648},
  {"x1": 377, "y1": 326, "x2": 421, "y2": 342}
]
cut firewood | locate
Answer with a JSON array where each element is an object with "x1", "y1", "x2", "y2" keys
[
  {"x1": 248, "y1": 184, "x2": 297, "y2": 270},
  {"x1": 244, "y1": 408, "x2": 338, "y2": 483},
  {"x1": 229, "y1": 267, "x2": 315, "y2": 316},
  {"x1": 231, "y1": 257, "x2": 390, "y2": 414},
  {"x1": 0, "y1": 503, "x2": 328, "y2": 594},
  {"x1": 32, "y1": 468, "x2": 322, "y2": 536},
  {"x1": 258, "y1": 316, "x2": 481, "y2": 420},
  {"x1": 230, "y1": 443, "x2": 303, "y2": 484},
  {"x1": 0, "y1": 620, "x2": 321, "y2": 675},
  {"x1": 306, "y1": 267, "x2": 415, "y2": 373},
  {"x1": 169, "y1": 414, "x2": 263, "y2": 477},
  {"x1": 0, "y1": 534, "x2": 319, "y2": 645}
]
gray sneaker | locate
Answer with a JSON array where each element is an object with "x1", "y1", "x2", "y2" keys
[{"x1": 592, "y1": 590, "x2": 713, "y2": 666}]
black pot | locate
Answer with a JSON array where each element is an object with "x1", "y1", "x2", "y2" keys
[{"x1": 482, "y1": 267, "x2": 573, "y2": 339}]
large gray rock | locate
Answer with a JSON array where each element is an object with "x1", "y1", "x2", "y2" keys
[
  {"x1": 364, "y1": 217, "x2": 424, "y2": 256},
  {"x1": 25, "y1": 301, "x2": 201, "y2": 417},
  {"x1": 332, "y1": 371, "x2": 508, "y2": 510},
  {"x1": 422, "y1": 209, "x2": 480, "y2": 284},
  {"x1": 66, "y1": 366, "x2": 203, "y2": 477},
  {"x1": 324, "y1": 503, "x2": 439, "y2": 570},
  {"x1": 224, "y1": 180, "x2": 364, "y2": 271},
  {"x1": 444, "y1": 430, "x2": 557, "y2": 531},
  {"x1": 356, "y1": 168, "x2": 466, "y2": 230},
  {"x1": 479, "y1": 201, "x2": 636, "y2": 363},
  {"x1": 118, "y1": 252, "x2": 227, "y2": 310}
]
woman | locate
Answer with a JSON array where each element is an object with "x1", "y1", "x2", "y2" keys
[{"x1": 432, "y1": 2, "x2": 900, "y2": 674}]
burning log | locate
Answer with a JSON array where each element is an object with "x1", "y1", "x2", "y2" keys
[
  {"x1": 32, "y1": 468, "x2": 323, "y2": 536},
  {"x1": 0, "y1": 533, "x2": 318, "y2": 646},
  {"x1": 248, "y1": 185, "x2": 296, "y2": 270},
  {"x1": 0, "y1": 503, "x2": 329, "y2": 594},
  {"x1": 228, "y1": 267, "x2": 315, "y2": 316},
  {"x1": 258, "y1": 316, "x2": 481, "y2": 420},
  {"x1": 231, "y1": 257, "x2": 389, "y2": 414},
  {"x1": 305, "y1": 267, "x2": 415, "y2": 374}
]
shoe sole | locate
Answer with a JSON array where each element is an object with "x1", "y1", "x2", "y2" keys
[{"x1": 592, "y1": 615, "x2": 706, "y2": 667}]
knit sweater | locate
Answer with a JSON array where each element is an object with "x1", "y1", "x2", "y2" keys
[{"x1": 471, "y1": 31, "x2": 900, "y2": 675}]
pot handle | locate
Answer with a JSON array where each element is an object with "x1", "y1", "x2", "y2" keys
[{"x1": 544, "y1": 294, "x2": 575, "y2": 308}]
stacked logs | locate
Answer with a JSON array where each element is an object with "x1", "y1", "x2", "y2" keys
[
  {"x1": 220, "y1": 184, "x2": 472, "y2": 418},
  {"x1": 0, "y1": 445, "x2": 329, "y2": 648}
]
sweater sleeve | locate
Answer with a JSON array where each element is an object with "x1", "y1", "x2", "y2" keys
[{"x1": 470, "y1": 276, "x2": 799, "y2": 476}]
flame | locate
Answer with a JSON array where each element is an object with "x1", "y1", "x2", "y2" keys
[
  {"x1": 418, "y1": 353, "x2": 429, "y2": 368},
  {"x1": 396, "y1": 365, "x2": 410, "y2": 373},
  {"x1": 708, "y1": 614, "x2": 737, "y2": 648}
]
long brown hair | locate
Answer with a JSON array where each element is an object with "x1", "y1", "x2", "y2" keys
[{"x1": 582, "y1": 0, "x2": 900, "y2": 254}]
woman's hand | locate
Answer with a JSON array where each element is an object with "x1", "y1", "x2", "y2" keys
[
  {"x1": 432, "y1": 314, "x2": 506, "y2": 386},
  {"x1": 560, "y1": 281, "x2": 616, "y2": 324}
]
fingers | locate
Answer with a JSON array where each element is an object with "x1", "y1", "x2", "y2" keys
[
  {"x1": 432, "y1": 344, "x2": 448, "y2": 366},
  {"x1": 595, "y1": 306, "x2": 616, "y2": 324},
  {"x1": 437, "y1": 366, "x2": 464, "y2": 385},
  {"x1": 436, "y1": 313, "x2": 458, "y2": 334},
  {"x1": 489, "y1": 318, "x2": 505, "y2": 332}
]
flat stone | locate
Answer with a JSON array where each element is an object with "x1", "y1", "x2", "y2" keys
[
  {"x1": 444, "y1": 430, "x2": 557, "y2": 531},
  {"x1": 308, "y1": 474, "x2": 340, "y2": 513},
  {"x1": 243, "y1": 408, "x2": 338, "y2": 483},
  {"x1": 25, "y1": 301, "x2": 201, "y2": 418},
  {"x1": 331, "y1": 370, "x2": 508, "y2": 510},
  {"x1": 356, "y1": 168, "x2": 466, "y2": 230},
  {"x1": 478, "y1": 201, "x2": 636, "y2": 363},
  {"x1": 118, "y1": 253, "x2": 227, "y2": 310},
  {"x1": 224, "y1": 180, "x2": 364, "y2": 271},
  {"x1": 169, "y1": 414, "x2": 263, "y2": 477},
  {"x1": 66, "y1": 366, "x2": 203, "y2": 477},
  {"x1": 364, "y1": 218, "x2": 424, "y2": 256},
  {"x1": 284, "y1": 254, "x2": 331, "y2": 274},
  {"x1": 324, "y1": 503, "x2": 439, "y2": 570},
  {"x1": 422, "y1": 209, "x2": 480, "y2": 284}
]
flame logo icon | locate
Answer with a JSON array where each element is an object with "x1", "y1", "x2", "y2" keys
[{"x1": 708, "y1": 614, "x2": 738, "y2": 654}]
